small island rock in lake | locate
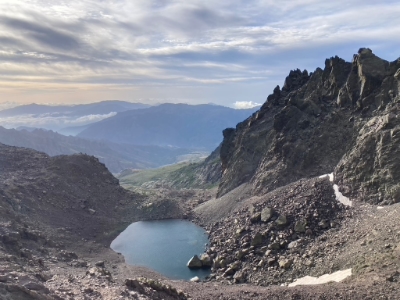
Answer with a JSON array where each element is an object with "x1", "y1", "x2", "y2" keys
[{"x1": 187, "y1": 255, "x2": 203, "y2": 268}]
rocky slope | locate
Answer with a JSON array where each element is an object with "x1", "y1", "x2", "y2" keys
[
  {"x1": 218, "y1": 48, "x2": 400, "y2": 204},
  {"x1": 3, "y1": 48, "x2": 400, "y2": 300},
  {"x1": 119, "y1": 146, "x2": 221, "y2": 190},
  {"x1": 0, "y1": 126, "x2": 197, "y2": 173},
  {"x1": 2, "y1": 143, "x2": 400, "y2": 300}
]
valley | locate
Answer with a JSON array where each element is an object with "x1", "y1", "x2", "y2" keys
[{"x1": 0, "y1": 48, "x2": 400, "y2": 299}]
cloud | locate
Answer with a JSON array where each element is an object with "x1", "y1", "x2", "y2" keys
[
  {"x1": 234, "y1": 101, "x2": 261, "y2": 109},
  {"x1": 0, "y1": 0, "x2": 398, "y2": 105},
  {"x1": 0, "y1": 112, "x2": 117, "y2": 130}
]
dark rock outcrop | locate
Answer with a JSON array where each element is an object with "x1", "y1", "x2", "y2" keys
[{"x1": 217, "y1": 48, "x2": 400, "y2": 205}]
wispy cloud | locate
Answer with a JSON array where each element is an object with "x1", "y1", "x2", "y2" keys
[
  {"x1": 0, "y1": 112, "x2": 117, "y2": 130},
  {"x1": 0, "y1": 0, "x2": 399, "y2": 106},
  {"x1": 234, "y1": 101, "x2": 261, "y2": 109}
]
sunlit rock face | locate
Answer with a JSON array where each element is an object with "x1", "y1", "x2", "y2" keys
[{"x1": 218, "y1": 48, "x2": 400, "y2": 205}]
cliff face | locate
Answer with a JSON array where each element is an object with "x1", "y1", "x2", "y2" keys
[{"x1": 218, "y1": 49, "x2": 400, "y2": 204}]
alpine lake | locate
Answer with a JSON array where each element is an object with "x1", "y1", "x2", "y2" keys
[{"x1": 110, "y1": 219, "x2": 211, "y2": 280}]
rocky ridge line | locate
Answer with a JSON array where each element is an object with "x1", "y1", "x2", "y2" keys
[{"x1": 218, "y1": 48, "x2": 400, "y2": 206}]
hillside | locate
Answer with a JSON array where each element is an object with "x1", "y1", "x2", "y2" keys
[
  {"x1": 2, "y1": 49, "x2": 400, "y2": 299},
  {"x1": 78, "y1": 104, "x2": 258, "y2": 150},
  {"x1": 218, "y1": 48, "x2": 400, "y2": 202},
  {"x1": 119, "y1": 145, "x2": 221, "y2": 190},
  {"x1": 0, "y1": 127, "x2": 199, "y2": 173}
]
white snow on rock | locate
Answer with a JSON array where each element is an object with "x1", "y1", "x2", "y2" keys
[
  {"x1": 289, "y1": 269, "x2": 352, "y2": 287},
  {"x1": 319, "y1": 173, "x2": 334, "y2": 182},
  {"x1": 333, "y1": 184, "x2": 352, "y2": 207},
  {"x1": 319, "y1": 173, "x2": 352, "y2": 207}
]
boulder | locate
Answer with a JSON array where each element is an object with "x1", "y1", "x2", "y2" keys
[
  {"x1": 251, "y1": 232, "x2": 263, "y2": 247},
  {"x1": 187, "y1": 255, "x2": 202, "y2": 268},
  {"x1": 261, "y1": 207, "x2": 273, "y2": 222},
  {"x1": 250, "y1": 212, "x2": 261, "y2": 223},
  {"x1": 275, "y1": 215, "x2": 288, "y2": 226},
  {"x1": 294, "y1": 220, "x2": 307, "y2": 232},
  {"x1": 200, "y1": 253, "x2": 212, "y2": 267},
  {"x1": 279, "y1": 259, "x2": 293, "y2": 269}
]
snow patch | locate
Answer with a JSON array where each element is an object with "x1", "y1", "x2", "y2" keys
[
  {"x1": 289, "y1": 269, "x2": 352, "y2": 287},
  {"x1": 319, "y1": 173, "x2": 352, "y2": 207},
  {"x1": 333, "y1": 184, "x2": 352, "y2": 207},
  {"x1": 319, "y1": 173, "x2": 334, "y2": 182}
]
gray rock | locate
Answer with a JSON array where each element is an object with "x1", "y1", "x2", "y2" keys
[
  {"x1": 278, "y1": 259, "x2": 293, "y2": 269},
  {"x1": 223, "y1": 267, "x2": 236, "y2": 277},
  {"x1": 269, "y1": 242, "x2": 280, "y2": 250},
  {"x1": 200, "y1": 253, "x2": 212, "y2": 267},
  {"x1": 233, "y1": 271, "x2": 245, "y2": 283},
  {"x1": 318, "y1": 220, "x2": 329, "y2": 229},
  {"x1": 294, "y1": 220, "x2": 307, "y2": 232},
  {"x1": 261, "y1": 207, "x2": 273, "y2": 222},
  {"x1": 275, "y1": 215, "x2": 288, "y2": 226},
  {"x1": 251, "y1": 232, "x2": 263, "y2": 247},
  {"x1": 250, "y1": 212, "x2": 261, "y2": 223},
  {"x1": 95, "y1": 260, "x2": 105, "y2": 267},
  {"x1": 23, "y1": 281, "x2": 50, "y2": 293},
  {"x1": 187, "y1": 255, "x2": 202, "y2": 268}
]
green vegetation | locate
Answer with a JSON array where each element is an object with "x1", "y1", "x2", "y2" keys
[
  {"x1": 118, "y1": 162, "x2": 191, "y2": 188},
  {"x1": 118, "y1": 158, "x2": 220, "y2": 190}
]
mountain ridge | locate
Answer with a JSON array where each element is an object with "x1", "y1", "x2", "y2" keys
[
  {"x1": 78, "y1": 103, "x2": 258, "y2": 150},
  {"x1": 217, "y1": 48, "x2": 400, "y2": 204}
]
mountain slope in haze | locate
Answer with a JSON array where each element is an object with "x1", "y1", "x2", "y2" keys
[
  {"x1": 217, "y1": 48, "x2": 400, "y2": 204},
  {"x1": 0, "y1": 126, "x2": 198, "y2": 173},
  {"x1": 78, "y1": 104, "x2": 258, "y2": 150},
  {"x1": 0, "y1": 100, "x2": 151, "y2": 132},
  {"x1": 0, "y1": 100, "x2": 150, "y2": 117},
  {"x1": 119, "y1": 145, "x2": 221, "y2": 190}
]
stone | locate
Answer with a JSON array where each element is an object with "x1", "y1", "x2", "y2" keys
[
  {"x1": 261, "y1": 207, "x2": 274, "y2": 222},
  {"x1": 250, "y1": 212, "x2": 261, "y2": 223},
  {"x1": 23, "y1": 282, "x2": 50, "y2": 293},
  {"x1": 279, "y1": 259, "x2": 293, "y2": 269},
  {"x1": 233, "y1": 271, "x2": 245, "y2": 283},
  {"x1": 95, "y1": 260, "x2": 105, "y2": 267},
  {"x1": 190, "y1": 276, "x2": 200, "y2": 282},
  {"x1": 84, "y1": 287, "x2": 94, "y2": 293},
  {"x1": 294, "y1": 220, "x2": 307, "y2": 232},
  {"x1": 223, "y1": 267, "x2": 236, "y2": 277},
  {"x1": 275, "y1": 215, "x2": 288, "y2": 226},
  {"x1": 318, "y1": 220, "x2": 329, "y2": 229},
  {"x1": 125, "y1": 278, "x2": 145, "y2": 293},
  {"x1": 269, "y1": 242, "x2": 280, "y2": 250},
  {"x1": 251, "y1": 232, "x2": 263, "y2": 247},
  {"x1": 287, "y1": 240, "x2": 299, "y2": 249},
  {"x1": 187, "y1": 255, "x2": 202, "y2": 268},
  {"x1": 200, "y1": 253, "x2": 212, "y2": 267}
]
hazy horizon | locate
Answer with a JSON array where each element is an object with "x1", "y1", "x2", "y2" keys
[{"x1": 0, "y1": 1, "x2": 399, "y2": 108}]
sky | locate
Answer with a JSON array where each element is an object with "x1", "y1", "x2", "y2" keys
[{"x1": 0, "y1": 0, "x2": 399, "y2": 109}]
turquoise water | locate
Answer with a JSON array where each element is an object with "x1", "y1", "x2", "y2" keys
[{"x1": 110, "y1": 219, "x2": 211, "y2": 280}]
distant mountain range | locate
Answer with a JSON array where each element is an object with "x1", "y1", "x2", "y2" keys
[
  {"x1": 0, "y1": 127, "x2": 201, "y2": 173},
  {"x1": 0, "y1": 100, "x2": 150, "y2": 132},
  {"x1": 0, "y1": 100, "x2": 150, "y2": 117},
  {"x1": 78, "y1": 103, "x2": 258, "y2": 150}
]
